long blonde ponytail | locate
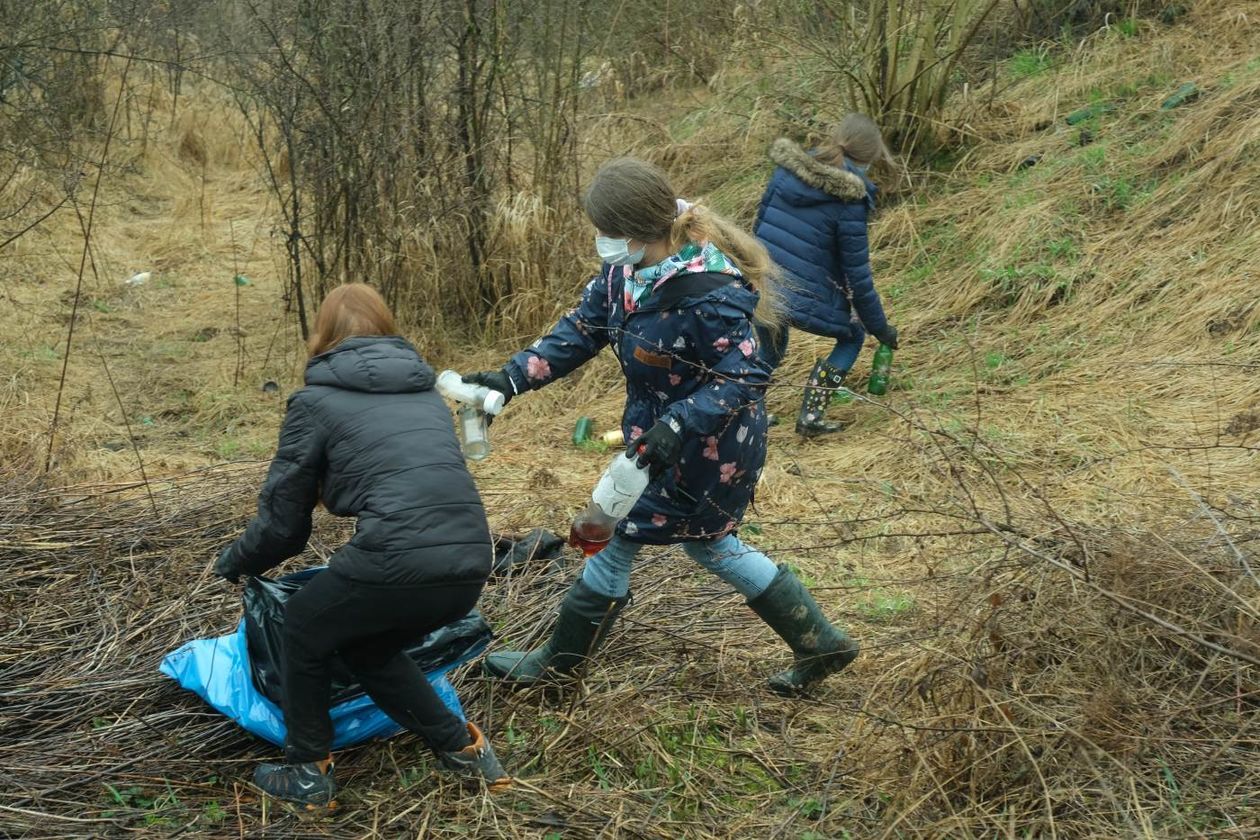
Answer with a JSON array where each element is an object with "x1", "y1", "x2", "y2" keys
[
  {"x1": 584, "y1": 156, "x2": 784, "y2": 334},
  {"x1": 817, "y1": 113, "x2": 892, "y2": 168},
  {"x1": 670, "y1": 204, "x2": 784, "y2": 333}
]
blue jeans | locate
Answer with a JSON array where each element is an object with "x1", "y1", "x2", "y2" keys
[
  {"x1": 580, "y1": 534, "x2": 779, "y2": 600},
  {"x1": 758, "y1": 323, "x2": 866, "y2": 373}
]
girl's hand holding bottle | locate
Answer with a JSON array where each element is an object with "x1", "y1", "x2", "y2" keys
[{"x1": 631, "y1": 420, "x2": 682, "y2": 477}]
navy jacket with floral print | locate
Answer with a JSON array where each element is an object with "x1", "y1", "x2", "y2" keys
[{"x1": 505, "y1": 264, "x2": 771, "y2": 544}]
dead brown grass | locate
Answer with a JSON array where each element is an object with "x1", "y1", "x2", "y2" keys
[{"x1": 2, "y1": 2, "x2": 1259, "y2": 837}]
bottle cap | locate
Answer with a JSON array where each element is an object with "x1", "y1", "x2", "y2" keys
[{"x1": 482, "y1": 390, "x2": 506, "y2": 415}]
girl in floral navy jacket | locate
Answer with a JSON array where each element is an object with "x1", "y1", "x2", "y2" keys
[{"x1": 464, "y1": 158, "x2": 858, "y2": 695}]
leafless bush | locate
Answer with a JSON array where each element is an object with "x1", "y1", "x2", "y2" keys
[
  {"x1": 0, "y1": 1, "x2": 213, "y2": 251},
  {"x1": 212, "y1": 0, "x2": 598, "y2": 340},
  {"x1": 776, "y1": 0, "x2": 1005, "y2": 157},
  {"x1": 0, "y1": 2, "x2": 104, "y2": 247}
]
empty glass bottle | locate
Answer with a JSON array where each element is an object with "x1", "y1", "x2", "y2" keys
[
  {"x1": 436, "y1": 370, "x2": 506, "y2": 461},
  {"x1": 573, "y1": 416, "x2": 594, "y2": 445}
]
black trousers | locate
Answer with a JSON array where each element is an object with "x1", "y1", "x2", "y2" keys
[{"x1": 280, "y1": 568, "x2": 482, "y2": 762}]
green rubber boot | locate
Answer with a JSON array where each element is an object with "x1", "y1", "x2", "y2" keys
[
  {"x1": 483, "y1": 579, "x2": 628, "y2": 686},
  {"x1": 748, "y1": 565, "x2": 859, "y2": 695},
  {"x1": 796, "y1": 360, "x2": 847, "y2": 437}
]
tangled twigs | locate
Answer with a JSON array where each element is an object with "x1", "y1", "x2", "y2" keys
[{"x1": 3, "y1": 425, "x2": 1259, "y2": 838}]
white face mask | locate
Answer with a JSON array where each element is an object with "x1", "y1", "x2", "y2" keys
[{"x1": 595, "y1": 235, "x2": 646, "y2": 266}]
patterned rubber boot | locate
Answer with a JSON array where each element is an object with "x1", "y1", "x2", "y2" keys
[
  {"x1": 437, "y1": 721, "x2": 512, "y2": 791},
  {"x1": 748, "y1": 564, "x2": 859, "y2": 695},
  {"x1": 796, "y1": 360, "x2": 847, "y2": 437},
  {"x1": 253, "y1": 756, "x2": 337, "y2": 812},
  {"x1": 482, "y1": 579, "x2": 629, "y2": 686}
]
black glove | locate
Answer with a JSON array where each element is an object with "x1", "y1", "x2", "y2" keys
[
  {"x1": 214, "y1": 546, "x2": 242, "y2": 583},
  {"x1": 631, "y1": 420, "x2": 682, "y2": 478},
  {"x1": 876, "y1": 325, "x2": 899, "y2": 350},
  {"x1": 462, "y1": 369, "x2": 514, "y2": 406}
]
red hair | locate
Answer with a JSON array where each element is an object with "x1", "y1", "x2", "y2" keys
[{"x1": 308, "y1": 284, "x2": 398, "y2": 357}]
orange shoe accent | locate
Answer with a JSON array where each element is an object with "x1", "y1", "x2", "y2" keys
[
  {"x1": 463, "y1": 722, "x2": 513, "y2": 791},
  {"x1": 463, "y1": 722, "x2": 486, "y2": 752},
  {"x1": 302, "y1": 799, "x2": 339, "y2": 814}
]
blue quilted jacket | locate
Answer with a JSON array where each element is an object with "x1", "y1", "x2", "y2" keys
[{"x1": 754, "y1": 138, "x2": 891, "y2": 341}]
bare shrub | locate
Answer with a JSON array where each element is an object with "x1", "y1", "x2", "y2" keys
[
  {"x1": 214, "y1": 0, "x2": 597, "y2": 341},
  {"x1": 777, "y1": 0, "x2": 1006, "y2": 157}
]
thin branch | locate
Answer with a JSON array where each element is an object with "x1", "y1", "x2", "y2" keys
[
  {"x1": 68, "y1": 200, "x2": 157, "y2": 515},
  {"x1": 0, "y1": 187, "x2": 77, "y2": 252},
  {"x1": 46, "y1": 54, "x2": 133, "y2": 473},
  {"x1": 1169, "y1": 466, "x2": 1258, "y2": 588}
]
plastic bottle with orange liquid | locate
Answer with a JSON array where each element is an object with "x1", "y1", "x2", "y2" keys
[{"x1": 568, "y1": 451, "x2": 649, "y2": 556}]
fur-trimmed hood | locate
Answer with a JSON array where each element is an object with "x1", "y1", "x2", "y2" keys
[
  {"x1": 754, "y1": 137, "x2": 889, "y2": 341},
  {"x1": 769, "y1": 138, "x2": 869, "y2": 202}
]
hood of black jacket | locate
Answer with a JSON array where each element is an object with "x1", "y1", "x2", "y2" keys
[
  {"x1": 769, "y1": 137, "x2": 876, "y2": 208},
  {"x1": 305, "y1": 336, "x2": 437, "y2": 394}
]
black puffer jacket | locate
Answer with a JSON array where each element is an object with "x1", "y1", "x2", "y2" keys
[{"x1": 221, "y1": 336, "x2": 492, "y2": 587}]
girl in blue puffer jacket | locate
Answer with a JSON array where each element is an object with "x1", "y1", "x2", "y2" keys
[
  {"x1": 754, "y1": 114, "x2": 900, "y2": 436},
  {"x1": 462, "y1": 157, "x2": 859, "y2": 696}
]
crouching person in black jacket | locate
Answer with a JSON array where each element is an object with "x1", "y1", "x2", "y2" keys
[{"x1": 214, "y1": 283, "x2": 508, "y2": 810}]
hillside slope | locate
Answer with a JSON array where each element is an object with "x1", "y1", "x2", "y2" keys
[{"x1": 2, "y1": 3, "x2": 1258, "y2": 837}]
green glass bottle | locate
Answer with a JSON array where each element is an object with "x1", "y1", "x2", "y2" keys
[
  {"x1": 1160, "y1": 82, "x2": 1199, "y2": 110},
  {"x1": 867, "y1": 344, "x2": 894, "y2": 396},
  {"x1": 572, "y1": 416, "x2": 594, "y2": 445}
]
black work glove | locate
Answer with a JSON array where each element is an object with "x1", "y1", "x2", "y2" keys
[
  {"x1": 214, "y1": 545, "x2": 242, "y2": 584},
  {"x1": 875, "y1": 325, "x2": 899, "y2": 350},
  {"x1": 631, "y1": 420, "x2": 682, "y2": 478},
  {"x1": 462, "y1": 369, "x2": 514, "y2": 406}
]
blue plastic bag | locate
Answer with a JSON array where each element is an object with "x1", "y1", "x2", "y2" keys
[{"x1": 160, "y1": 571, "x2": 490, "y2": 749}]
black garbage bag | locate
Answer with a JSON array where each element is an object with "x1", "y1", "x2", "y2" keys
[
  {"x1": 243, "y1": 568, "x2": 493, "y2": 706},
  {"x1": 492, "y1": 527, "x2": 566, "y2": 574}
]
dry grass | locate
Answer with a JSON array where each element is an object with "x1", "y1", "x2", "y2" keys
[
  {"x1": 3, "y1": 2, "x2": 1260, "y2": 837},
  {"x1": 3, "y1": 399, "x2": 1257, "y2": 837},
  {"x1": 0, "y1": 67, "x2": 307, "y2": 481}
]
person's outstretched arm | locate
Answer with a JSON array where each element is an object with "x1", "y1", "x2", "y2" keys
[
  {"x1": 215, "y1": 395, "x2": 326, "y2": 581},
  {"x1": 837, "y1": 208, "x2": 897, "y2": 347},
  {"x1": 466, "y1": 271, "x2": 614, "y2": 399}
]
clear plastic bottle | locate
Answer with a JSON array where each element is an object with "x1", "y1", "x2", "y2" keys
[
  {"x1": 436, "y1": 370, "x2": 506, "y2": 414},
  {"x1": 569, "y1": 452, "x2": 649, "y2": 556},
  {"x1": 436, "y1": 370, "x2": 506, "y2": 461}
]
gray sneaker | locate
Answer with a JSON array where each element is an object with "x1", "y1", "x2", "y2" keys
[
  {"x1": 437, "y1": 722, "x2": 511, "y2": 790},
  {"x1": 253, "y1": 759, "x2": 337, "y2": 811}
]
